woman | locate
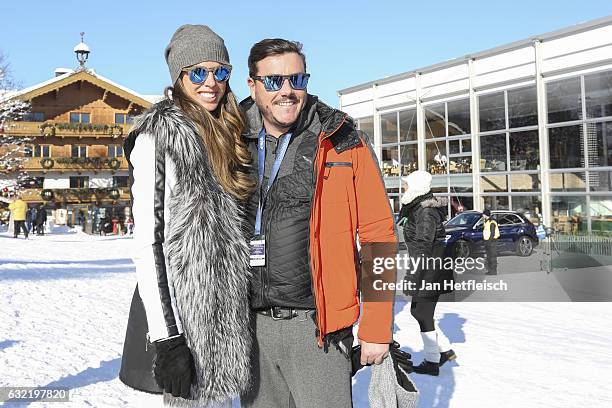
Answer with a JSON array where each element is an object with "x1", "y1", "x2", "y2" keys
[
  {"x1": 119, "y1": 25, "x2": 255, "y2": 407},
  {"x1": 398, "y1": 170, "x2": 456, "y2": 376}
]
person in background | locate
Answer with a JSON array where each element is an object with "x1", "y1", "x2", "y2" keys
[
  {"x1": 9, "y1": 195, "x2": 29, "y2": 239},
  {"x1": 482, "y1": 209, "x2": 500, "y2": 275},
  {"x1": 34, "y1": 206, "x2": 47, "y2": 236},
  {"x1": 30, "y1": 206, "x2": 38, "y2": 233},
  {"x1": 398, "y1": 170, "x2": 456, "y2": 376},
  {"x1": 125, "y1": 217, "x2": 134, "y2": 235},
  {"x1": 26, "y1": 207, "x2": 33, "y2": 233}
]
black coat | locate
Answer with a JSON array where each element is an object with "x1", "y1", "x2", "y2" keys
[
  {"x1": 400, "y1": 193, "x2": 454, "y2": 300},
  {"x1": 35, "y1": 209, "x2": 47, "y2": 225}
]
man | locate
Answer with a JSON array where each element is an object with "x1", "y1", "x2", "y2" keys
[
  {"x1": 8, "y1": 195, "x2": 28, "y2": 239},
  {"x1": 240, "y1": 39, "x2": 397, "y2": 407},
  {"x1": 35, "y1": 206, "x2": 47, "y2": 236},
  {"x1": 482, "y1": 209, "x2": 500, "y2": 275}
]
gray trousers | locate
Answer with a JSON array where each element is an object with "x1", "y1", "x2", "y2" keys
[{"x1": 241, "y1": 311, "x2": 353, "y2": 408}]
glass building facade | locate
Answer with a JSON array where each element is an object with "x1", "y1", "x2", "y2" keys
[{"x1": 342, "y1": 17, "x2": 612, "y2": 236}]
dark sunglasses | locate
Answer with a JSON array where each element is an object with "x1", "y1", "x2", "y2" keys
[
  {"x1": 252, "y1": 73, "x2": 310, "y2": 92},
  {"x1": 184, "y1": 65, "x2": 232, "y2": 84}
]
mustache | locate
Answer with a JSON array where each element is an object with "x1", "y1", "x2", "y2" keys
[{"x1": 273, "y1": 97, "x2": 299, "y2": 103}]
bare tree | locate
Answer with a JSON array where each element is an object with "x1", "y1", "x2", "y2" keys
[{"x1": 0, "y1": 52, "x2": 31, "y2": 196}]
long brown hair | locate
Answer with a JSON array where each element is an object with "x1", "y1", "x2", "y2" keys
[{"x1": 166, "y1": 77, "x2": 255, "y2": 202}]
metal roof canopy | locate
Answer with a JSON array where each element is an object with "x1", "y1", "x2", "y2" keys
[{"x1": 337, "y1": 15, "x2": 612, "y2": 96}]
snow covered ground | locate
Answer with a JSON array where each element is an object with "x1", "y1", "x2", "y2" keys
[{"x1": 1, "y1": 228, "x2": 612, "y2": 407}]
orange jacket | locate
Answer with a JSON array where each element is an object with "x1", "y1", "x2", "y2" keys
[{"x1": 310, "y1": 115, "x2": 397, "y2": 346}]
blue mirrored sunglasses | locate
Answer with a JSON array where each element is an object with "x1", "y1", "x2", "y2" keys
[
  {"x1": 252, "y1": 73, "x2": 310, "y2": 92},
  {"x1": 185, "y1": 65, "x2": 231, "y2": 84}
]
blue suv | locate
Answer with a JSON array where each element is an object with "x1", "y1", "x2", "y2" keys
[{"x1": 444, "y1": 210, "x2": 539, "y2": 258}]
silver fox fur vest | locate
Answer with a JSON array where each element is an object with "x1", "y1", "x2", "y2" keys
[{"x1": 129, "y1": 100, "x2": 252, "y2": 406}]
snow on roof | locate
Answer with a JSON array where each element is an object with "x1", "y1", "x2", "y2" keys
[
  {"x1": 0, "y1": 70, "x2": 74, "y2": 103},
  {"x1": 1, "y1": 69, "x2": 152, "y2": 105}
]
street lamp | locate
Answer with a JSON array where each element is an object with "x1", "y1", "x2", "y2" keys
[{"x1": 74, "y1": 32, "x2": 90, "y2": 70}]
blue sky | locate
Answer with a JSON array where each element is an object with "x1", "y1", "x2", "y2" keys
[{"x1": 2, "y1": 1, "x2": 612, "y2": 107}]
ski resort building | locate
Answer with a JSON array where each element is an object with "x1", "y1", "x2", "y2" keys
[{"x1": 338, "y1": 16, "x2": 612, "y2": 236}]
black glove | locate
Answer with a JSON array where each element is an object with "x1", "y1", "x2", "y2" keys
[
  {"x1": 152, "y1": 335, "x2": 195, "y2": 398},
  {"x1": 351, "y1": 341, "x2": 414, "y2": 378},
  {"x1": 350, "y1": 344, "x2": 365, "y2": 376},
  {"x1": 390, "y1": 341, "x2": 416, "y2": 392}
]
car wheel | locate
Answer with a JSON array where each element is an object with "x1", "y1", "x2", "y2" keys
[
  {"x1": 516, "y1": 235, "x2": 534, "y2": 257},
  {"x1": 454, "y1": 239, "x2": 471, "y2": 258}
]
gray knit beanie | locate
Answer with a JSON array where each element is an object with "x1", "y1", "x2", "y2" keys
[{"x1": 164, "y1": 24, "x2": 230, "y2": 85}]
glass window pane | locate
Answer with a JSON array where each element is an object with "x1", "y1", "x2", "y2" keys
[
  {"x1": 70, "y1": 112, "x2": 80, "y2": 123},
  {"x1": 115, "y1": 113, "x2": 125, "y2": 124},
  {"x1": 35, "y1": 146, "x2": 42, "y2": 157},
  {"x1": 399, "y1": 109, "x2": 417, "y2": 142},
  {"x1": 589, "y1": 171, "x2": 612, "y2": 192},
  {"x1": 107, "y1": 146, "x2": 115, "y2": 158},
  {"x1": 447, "y1": 99, "x2": 470, "y2": 136},
  {"x1": 117, "y1": 146, "x2": 123, "y2": 157},
  {"x1": 508, "y1": 86, "x2": 538, "y2": 128},
  {"x1": 510, "y1": 173, "x2": 540, "y2": 192},
  {"x1": 381, "y1": 146, "x2": 399, "y2": 177},
  {"x1": 389, "y1": 195, "x2": 400, "y2": 213},
  {"x1": 381, "y1": 113, "x2": 398, "y2": 144},
  {"x1": 81, "y1": 113, "x2": 90, "y2": 124},
  {"x1": 42, "y1": 146, "x2": 50, "y2": 158},
  {"x1": 113, "y1": 176, "x2": 129, "y2": 188},
  {"x1": 498, "y1": 214, "x2": 522, "y2": 225},
  {"x1": 482, "y1": 195, "x2": 509, "y2": 210},
  {"x1": 512, "y1": 196, "x2": 543, "y2": 224},
  {"x1": 548, "y1": 125, "x2": 584, "y2": 169},
  {"x1": 450, "y1": 175, "x2": 473, "y2": 192},
  {"x1": 479, "y1": 92, "x2": 505, "y2": 132},
  {"x1": 400, "y1": 144, "x2": 417, "y2": 176},
  {"x1": 590, "y1": 196, "x2": 612, "y2": 236},
  {"x1": 424, "y1": 103, "x2": 445, "y2": 138},
  {"x1": 588, "y1": 121, "x2": 612, "y2": 167},
  {"x1": 550, "y1": 172, "x2": 586, "y2": 192},
  {"x1": 585, "y1": 70, "x2": 612, "y2": 119},
  {"x1": 24, "y1": 146, "x2": 33, "y2": 157},
  {"x1": 551, "y1": 196, "x2": 587, "y2": 235},
  {"x1": 126, "y1": 115, "x2": 135, "y2": 125},
  {"x1": 450, "y1": 196, "x2": 474, "y2": 218},
  {"x1": 358, "y1": 116, "x2": 374, "y2": 139},
  {"x1": 449, "y1": 156, "x2": 472, "y2": 174},
  {"x1": 80, "y1": 146, "x2": 87, "y2": 157},
  {"x1": 481, "y1": 175, "x2": 508, "y2": 192},
  {"x1": 431, "y1": 176, "x2": 448, "y2": 193},
  {"x1": 509, "y1": 130, "x2": 539, "y2": 170},
  {"x1": 547, "y1": 77, "x2": 582, "y2": 123},
  {"x1": 449, "y1": 138, "x2": 471, "y2": 155},
  {"x1": 426, "y1": 142, "x2": 447, "y2": 175},
  {"x1": 449, "y1": 139, "x2": 460, "y2": 154},
  {"x1": 71, "y1": 145, "x2": 78, "y2": 157},
  {"x1": 480, "y1": 133, "x2": 507, "y2": 172}
]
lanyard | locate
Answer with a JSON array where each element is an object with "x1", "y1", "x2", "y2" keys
[{"x1": 254, "y1": 128, "x2": 291, "y2": 236}]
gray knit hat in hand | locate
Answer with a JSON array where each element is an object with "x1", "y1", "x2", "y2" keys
[{"x1": 164, "y1": 24, "x2": 231, "y2": 85}]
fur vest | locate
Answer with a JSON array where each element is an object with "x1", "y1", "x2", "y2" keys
[{"x1": 122, "y1": 100, "x2": 252, "y2": 406}]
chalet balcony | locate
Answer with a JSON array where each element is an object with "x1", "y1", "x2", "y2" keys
[
  {"x1": 21, "y1": 157, "x2": 129, "y2": 173},
  {"x1": 20, "y1": 187, "x2": 130, "y2": 203},
  {"x1": 4, "y1": 121, "x2": 132, "y2": 138}
]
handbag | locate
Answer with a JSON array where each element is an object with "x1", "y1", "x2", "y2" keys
[{"x1": 118, "y1": 285, "x2": 163, "y2": 394}]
